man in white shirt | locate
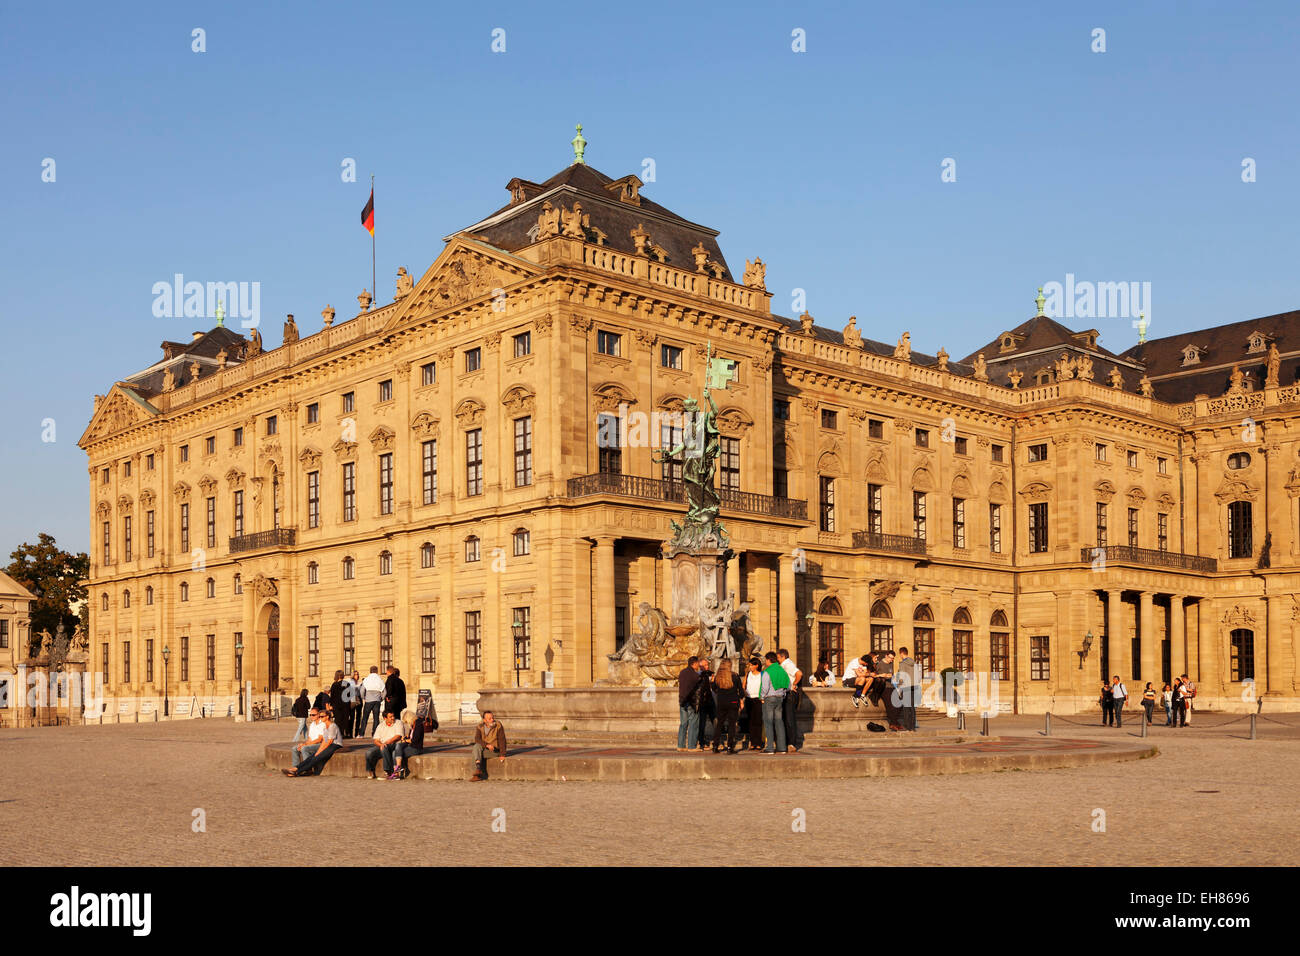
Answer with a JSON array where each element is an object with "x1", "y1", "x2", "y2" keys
[
  {"x1": 1110, "y1": 675, "x2": 1128, "y2": 728},
  {"x1": 843, "y1": 655, "x2": 872, "y2": 707},
  {"x1": 285, "y1": 712, "x2": 343, "y2": 777},
  {"x1": 364, "y1": 711, "x2": 407, "y2": 779},
  {"x1": 360, "y1": 665, "x2": 387, "y2": 737},
  {"x1": 290, "y1": 709, "x2": 325, "y2": 768}
]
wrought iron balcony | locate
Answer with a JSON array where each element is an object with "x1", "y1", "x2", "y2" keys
[
  {"x1": 229, "y1": 528, "x2": 297, "y2": 554},
  {"x1": 566, "y1": 473, "x2": 808, "y2": 520},
  {"x1": 1080, "y1": 546, "x2": 1216, "y2": 574},
  {"x1": 852, "y1": 530, "x2": 928, "y2": 555}
]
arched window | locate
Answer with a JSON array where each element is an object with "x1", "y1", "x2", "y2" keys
[
  {"x1": 145, "y1": 585, "x2": 154, "y2": 606},
  {"x1": 379, "y1": 550, "x2": 392, "y2": 575},
  {"x1": 912, "y1": 604, "x2": 934, "y2": 675},
  {"x1": 818, "y1": 596, "x2": 844, "y2": 675},
  {"x1": 1227, "y1": 452, "x2": 1251, "y2": 470},
  {"x1": 123, "y1": 589, "x2": 131, "y2": 608},
  {"x1": 307, "y1": 561, "x2": 318, "y2": 584},
  {"x1": 990, "y1": 609, "x2": 1009, "y2": 628},
  {"x1": 101, "y1": 592, "x2": 109, "y2": 611},
  {"x1": 420, "y1": 542, "x2": 435, "y2": 568},
  {"x1": 342, "y1": 556, "x2": 355, "y2": 580},
  {"x1": 179, "y1": 582, "x2": 189, "y2": 602},
  {"x1": 1229, "y1": 628, "x2": 1255, "y2": 681},
  {"x1": 990, "y1": 610, "x2": 1010, "y2": 680},
  {"x1": 952, "y1": 607, "x2": 973, "y2": 672},
  {"x1": 870, "y1": 600, "x2": 893, "y2": 652},
  {"x1": 205, "y1": 577, "x2": 215, "y2": 599},
  {"x1": 465, "y1": 536, "x2": 481, "y2": 562},
  {"x1": 819, "y1": 597, "x2": 843, "y2": 616}
]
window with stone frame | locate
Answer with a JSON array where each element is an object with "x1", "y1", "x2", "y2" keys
[
  {"x1": 465, "y1": 611, "x2": 482, "y2": 671},
  {"x1": 421, "y1": 615, "x2": 436, "y2": 672},
  {"x1": 1030, "y1": 635, "x2": 1050, "y2": 681}
]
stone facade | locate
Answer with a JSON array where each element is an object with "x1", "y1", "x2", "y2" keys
[{"x1": 78, "y1": 160, "x2": 1300, "y2": 716}]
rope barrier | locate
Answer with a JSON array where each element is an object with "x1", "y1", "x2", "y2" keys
[{"x1": 1048, "y1": 711, "x2": 1258, "y2": 730}]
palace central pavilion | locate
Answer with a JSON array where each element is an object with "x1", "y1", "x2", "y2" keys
[{"x1": 78, "y1": 150, "x2": 1300, "y2": 717}]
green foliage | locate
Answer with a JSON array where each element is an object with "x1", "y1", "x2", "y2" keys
[{"x1": 5, "y1": 533, "x2": 89, "y2": 656}]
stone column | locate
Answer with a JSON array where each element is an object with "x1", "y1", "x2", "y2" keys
[
  {"x1": 1170, "y1": 595, "x2": 1185, "y2": 681},
  {"x1": 1138, "y1": 590, "x2": 1155, "y2": 686},
  {"x1": 778, "y1": 553, "x2": 797, "y2": 651},
  {"x1": 593, "y1": 536, "x2": 617, "y2": 667},
  {"x1": 1106, "y1": 589, "x2": 1126, "y2": 682}
]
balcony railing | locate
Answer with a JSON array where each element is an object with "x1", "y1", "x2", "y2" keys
[
  {"x1": 1080, "y1": 546, "x2": 1217, "y2": 573},
  {"x1": 229, "y1": 528, "x2": 297, "y2": 554},
  {"x1": 852, "y1": 530, "x2": 929, "y2": 555},
  {"x1": 566, "y1": 473, "x2": 808, "y2": 520}
]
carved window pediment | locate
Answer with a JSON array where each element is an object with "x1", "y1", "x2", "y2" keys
[
  {"x1": 911, "y1": 465, "x2": 936, "y2": 493},
  {"x1": 173, "y1": 481, "x2": 191, "y2": 501},
  {"x1": 198, "y1": 475, "x2": 218, "y2": 495},
  {"x1": 1126, "y1": 486, "x2": 1147, "y2": 506},
  {"x1": 951, "y1": 471, "x2": 974, "y2": 498},
  {"x1": 988, "y1": 481, "x2": 1008, "y2": 503},
  {"x1": 454, "y1": 399, "x2": 486, "y2": 429},
  {"x1": 716, "y1": 405, "x2": 754, "y2": 437},
  {"x1": 410, "y1": 411, "x2": 440, "y2": 436},
  {"x1": 96, "y1": 500, "x2": 112, "y2": 519},
  {"x1": 502, "y1": 385, "x2": 536, "y2": 417},
  {"x1": 592, "y1": 383, "x2": 635, "y2": 414},
  {"x1": 369, "y1": 426, "x2": 396, "y2": 450},
  {"x1": 818, "y1": 451, "x2": 844, "y2": 475},
  {"x1": 294, "y1": 448, "x2": 318, "y2": 470},
  {"x1": 332, "y1": 439, "x2": 358, "y2": 461},
  {"x1": 1214, "y1": 476, "x2": 1257, "y2": 502},
  {"x1": 1019, "y1": 480, "x2": 1052, "y2": 502},
  {"x1": 1221, "y1": 604, "x2": 1257, "y2": 628},
  {"x1": 117, "y1": 495, "x2": 134, "y2": 512},
  {"x1": 865, "y1": 456, "x2": 889, "y2": 482},
  {"x1": 139, "y1": 489, "x2": 156, "y2": 508}
]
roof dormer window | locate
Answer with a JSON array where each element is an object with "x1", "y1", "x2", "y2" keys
[
  {"x1": 1247, "y1": 331, "x2": 1268, "y2": 354},
  {"x1": 1182, "y1": 345, "x2": 1203, "y2": 367}
]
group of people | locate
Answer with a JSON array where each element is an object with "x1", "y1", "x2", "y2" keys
[
  {"x1": 290, "y1": 665, "x2": 406, "y2": 742},
  {"x1": 1100, "y1": 673, "x2": 1196, "y2": 727},
  {"x1": 839, "y1": 647, "x2": 921, "y2": 731}
]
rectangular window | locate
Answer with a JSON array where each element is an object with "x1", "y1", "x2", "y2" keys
[
  {"x1": 422, "y1": 439, "x2": 437, "y2": 504},
  {"x1": 1029, "y1": 502, "x2": 1049, "y2": 553},
  {"x1": 1127, "y1": 450, "x2": 1139, "y2": 469},
  {"x1": 1096, "y1": 502, "x2": 1108, "y2": 548},
  {"x1": 421, "y1": 615, "x2": 436, "y2": 672},
  {"x1": 661, "y1": 344, "x2": 683, "y2": 369},
  {"x1": 379, "y1": 379, "x2": 393, "y2": 402},
  {"x1": 1230, "y1": 630, "x2": 1255, "y2": 682},
  {"x1": 421, "y1": 543, "x2": 435, "y2": 568},
  {"x1": 512, "y1": 607, "x2": 532, "y2": 671},
  {"x1": 952, "y1": 630, "x2": 973, "y2": 673},
  {"x1": 465, "y1": 537, "x2": 481, "y2": 562},
  {"x1": 465, "y1": 429, "x2": 484, "y2": 496},
  {"x1": 991, "y1": 444, "x2": 1004, "y2": 463},
  {"x1": 206, "y1": 634, "x2": 216, "y2": 681},
  {"x1": 206, "y1": 497, "x2": 216, "y2": 548},
  {"x1": 1158, "y1": 456, "x2": 1168, "y2": 474},
  {"x1": 465, "y1": 347, "x2": 482, "y2": 373},
  {"x1": 205, "y1": 436, "x2": 215, "y2": 456},
  {"x1": 102, "y1": 644, "x2": 109, "y2": 686},
  {"x1": 179, "y1": 503, "x2": 190, "y2": 554},
  {"x1": 103, "y1": 520, "x2": 111, "y2": 565},
  {"x1": 0, "y1": 619, "x2": 8, "y2": 649},
  {"x1": 101, "y1": 467, "x2": 110, "y2": 484},
  {"x1": 266, "y1": 416, "x2": 277, "y2": 436},
  {"x1": 912, "y1": 628, "x2": 934, "y2": 678},
  {"x1": 913, "y1": 491, "x2": 927, "y2": 540},
  {"x1": 616, "y1": 607, "x2": 627, "y2": 651},
  {"x1": 307, "y1": 473, "x2": 319, "y2": 528},
  {"x1": 180, "y1": 445, "x2": 189, "y2": 463},
  {"x1": 868, "y1": 419, "x2": 884, "y2": 439},
  {"x1": 308, "y1": 626, "x2": 319, "y2": 678},
  {"x1": 820, "y1": 409, "x2": 838, "y2": 430},
  {"x1": 1030, "y1": 636, "x2": 1050, "y2": 681},
  {"x1": 514, "y1": 417, "x2": 533, "y2": 487},
  {"x1": 465, "y1": 611, "x2": 482, "y2": 672},
  {"x1": 146, "y1": 453, "x2": 154, "y2": 471},
  {"x1": 870, "y1": 623, "x2": 894, "y2": 654},
  {"x1": 306, "y1": 404, "x2": 318, "y2": 424},
  {"x1": 952, "y1": 498, "x2": 966, "y2": 549},
  {"x1": 123, "y1": 460, "x2": 131, "y2": 478},
  {"x1": 661, "y1": 421, "x2": 683, "y2": 483},
  {"x1": 1028, "y1": 443, "x2": 1048, "y2": 462},
  {"x1": 596, "y1": 330, "x2": 621, "y2": 356},
  {"x1": 1157, "y1": 513, "x2": 1169, "y2": 552},
  {"x1": 513, "y1": 331, "x2": 532, "y2": 358},
  {"x1": 1128, "y1": 507, "x2": 1139, "y2": 548},
  {"x1": 233, "y1": 490, "x2": 244, "y2": 537},
  {"x1": 145, "y1": 639, "x2": 154, "y2": 683},
  {"x1": 123, "y1": 515, "x2": 132, "y2": 562},
  {"x1": 342, "y1": 623, "x2": 355, "y2": 675},
  {"x1": 915, "y1": 428, "x2": 929, "y2": 448},
  {"x1": 819, "y1": 476, "x2": 836, "y2": 532},
  {"x1": 342, "y1": 462, "x2": 356, "y2": 521},
  {"x1": 1095, "y1": 443, "x2": 1107, "y2": 462},
  {"x1": 379, "y1": 620, "x2": 393, "y2": 671},
  {"x1": 773, "y1": 399, "x2": 790, "y2": 421},
  {"x1": 421, "y1": 361, "x2": 436, "y2": 386},
  {"x1": 307, "y1": 562, "x2": 318, "y2": 584},
  {"x1": 719, "y1": 436, "x2": 740, "y2": 492},
  {"x1": 233, "y1": 632, "x2": 241, "y2": 683},
  {"x1": 180, "y1": 636, "x2": 190, "y2": 682},
  {"x1": 954, "y1": 436, "x2": 968, "y2": 456},
  {"x1": 147, "y1": 510, "x2": 155, "y2": 558},
  {"x1": 991, "y1": 633, "x2": 1010, "y2": 681},
  {"x1": 379, "y1": 452, "x2": 394, "y2": 515},
  {"x1": 989, "y1": 503, "x2": 1002, "y2": 553},
  {"x1": 597, "y1": 414, "x2": 621, "y2": 475},
  {"x1": 773, "y1": 463, "x2": 788, "y2": 498},
  {"x1": 512, "y1": 528, "x2": 530, "y2": 556},
  {"x1": 1228, "y1": 500, "x2": 1252, "y2": 558},
  {"x1": 868, "y1": 484, "x2": 883, "y2": 535},
  {"x1": 343, "y1": 391, "x2": 355, "y2": 413},
  {"x1": 122, "y1": 641, "x2": 131, "y2": 684},
  {"x1": 233, "y1": 426, "x2": 244, "y2": 447}
]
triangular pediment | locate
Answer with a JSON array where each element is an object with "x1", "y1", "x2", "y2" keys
[
  {"x1": 381, "y1": 237, "x2": 542, "y2": 335},
  {"x1": 78, "y1": 385, "x2": 159, "y2": 448}
]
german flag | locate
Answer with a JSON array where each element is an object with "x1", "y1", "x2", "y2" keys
[{"x1": 360, "y1": 189, "x2": 374, "y2": 235}]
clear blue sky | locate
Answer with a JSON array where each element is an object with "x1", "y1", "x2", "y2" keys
[{"x1": 3, "y1": 0, "x2": 1298, "y2": 556}]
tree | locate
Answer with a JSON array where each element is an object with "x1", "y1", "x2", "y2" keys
[{"x1": 5, "y1": 533, "x2": 88, "y2": 657}]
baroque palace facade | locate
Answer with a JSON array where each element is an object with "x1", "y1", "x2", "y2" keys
[{"x1": 79, "y1": 154, "x2": 1300, "y2": 717}]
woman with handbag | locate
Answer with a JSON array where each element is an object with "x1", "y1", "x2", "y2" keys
[{"x1": 1099, "y1": 680, "x2": 1114, "y2": 726}]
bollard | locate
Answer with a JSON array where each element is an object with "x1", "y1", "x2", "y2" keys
[
  {"x1": 1140, "y1": 715, "x2": 1147, "y2": 738},
  {"x1": 1250, "y1": 714, "x2": 1257, "y2": 740},
  {"x1": 956, "y1": 711, "x2": 965, "y2": 731},
  {"x1": 1045, "y1": 712, "x2": 1051, "y2": 737},
  {"x1": 981, "y1": 713, "x2": 990, "y2": 737}
]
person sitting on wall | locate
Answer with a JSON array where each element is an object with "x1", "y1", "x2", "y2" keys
[
  {"x1": 284, "y1": 711, "x2": 343, "y2": 777},
  {"x1": 289, "y1": 708, "x2": 324, "y2": 769},
  {"x1": 393, "y1": 708, "x2": 426, "y2": 780},
  {"x1": 843, "y1": 654, "x2": 872, "y2": 708},
  {"x1": 471, "y1": 710, "x2": 508, "y2": 781},
  {"x1": 364, "y1": 710, "x2": 406, "y2": 780}
]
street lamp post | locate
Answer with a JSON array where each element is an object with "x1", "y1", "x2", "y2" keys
[
  {"x1": 235, "y1": 640, "x2": 244, "y2": 715},
  {"x1": 162, "y1": 645, "x2": 170, "y2": 716}
]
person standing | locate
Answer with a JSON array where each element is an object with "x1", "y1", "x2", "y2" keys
[
  {"x1": 360, "y1": 666, "x2": 386, "y2": 737},
  {"x1": 875, "y1": 650, "x2": 901, "y2": 728},
  {"x1": 1099, "y1": 680, "x2": 1114, "y2": 726},
  {"x1": 677, "y1": 656, "x2": 703, "y2": 751},
  {"x1": 711, "y1": 659, "x2": 742, "y2": 754},
  {"x1": 290, "y1": 689, "x2": 311, "y2": 742},
  {"x1": 1141, "y1": 682, "x2": 1156, "y2": 725},
  {"x1": 694, "y1": 658, "x2": 715, "y2": 751},
  {"x1": 743, "y1": 657, "x2": 765, "y2": 750},
  {"x1": 761, "y1": 652, "x2": 789, "y2": 754},
  {"x1": 1175, "y1": 677, "x2": 1191, "y2": 727},
  {"x1": 894, "y1": 646, "x2": 921, "y2": 732},
  {"x1": 776, "y1": 648, "x2": 803, "y2": 752},
  {"x1": 1180, "y1": 674, "x2": 1195, "y2": 725},
  {"x1": 470, "y1": 710, "x2": 507, "y2": 781},
  {"x1": 384, "y1": 666, "x2": 407, "y2": 717},
  {"x1": 1110, "y1": 675, "x2": 1128, "y2": 728},
  {"x1": 328, "y1": 670, "x2": 352, "y2": 739},
  {"x1": 1161, "y1": 682, "x2": 1174, "y2": 726},
  {"x1": 350, "y1": 669, "x2": 365, "y2": 737}
]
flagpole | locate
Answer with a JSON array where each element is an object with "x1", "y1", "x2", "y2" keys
[{"x1": 371, "y1": 174, "x2": 376, "y2": 307}]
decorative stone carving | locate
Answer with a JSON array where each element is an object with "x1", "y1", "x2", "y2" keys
[
  {"x1": 198, "y1": 475, "x2": 218, "y2": 495},
  {"x1": 894, "y1": 332, "x2": 911, "y2": 362},
  {"x1": 395, "y1": 267, "x2": 414, "y2": 300},
  {"x1": 1221, "y1": 604, "x2": 1257, "y2": 628},
  {"x1": 502, "y1": 385, "x2": 535, "y2": 417},
  {"x1": 395, "y1": 361, "x2": 411, "y2": 381},
  {"x1": 95, "y1": 500, "x2": 111, "y2": 519},
  {"x1": 322, "y1": 304, "x2": 336, "y2": 326},
  {"x1": 1126, "y1": 486, "x2": 1147, "y2": 505},
  {"x1": 139, "y1": 489, "x2": 156, "y2": 508},
  {"x1": 592, "y1": 383, "x2": 635, "y2": 414},
  {"x1": 894, "y1": 417, "x2": 914, "y2": 433},
  {"x1": 283, "y1": 314, "x2": 299, "y2": 344},
  {"x1": 1214, "y1": 476, "x2": 1257, "y2": 502},
  {"x1": 690, "y1": 242, "x2": 709, "y2": 273},
  {"x1": 1140, "y1": 375, "x2": 1154, "y2": 397},
  {"x1": 369, "y1": 426, "x2": 396, "y2": 450},
  {"x1": 1076, "y1": 355, "x2": 1094, "y2": 381},
  {"x1": 247, "y1": 326, "x2": 263, "y2": 357},
  {"x1": 843, "y1": 316, "x2": 862, "y2": 349},
  {"x1": 935, "y1": 347, "x2": 949, "y2": 371},
  {"x1": 534, "y1": 312, "x2": 554, "y2": 336},
  {"x1": 561, "y1": 201, "x2": 587, "y2": 239},
  {"x1": 188, "y1": 360, "x2": 202, "y2": 382},
  {"x1": 1266, "y1": 343, "x2": 1281, "y2": 388},
  {"x1": 798, "y1": 311, "x2": 815, "y2": 336},
  {"x1": 410, "y1": 411, "x2": 440, "y2": 436},
  {"x1": 216, "y1": 348, "x2": 229, "y2": 369},
  {"x1": 570, "y1": 313, "x2": 593, "y2": 334},
  {"x1": 629, "y1": 223, "x2": 651, "y2": 256},
  {"x1": 250, "y1": 573, "x2": 278, "y2": 599},
  {"x1": 536, "y1": 201, "x2": 561, "y2": 241},
  {"x1": 972, "y1": 353, "x2": 988, "y2": 381},
  {"x1": 716, "y1": 406, "x2": 754, "y2": 436},
  {"x1": 1095, "y1": 480, "x2": 1116, "y2": 502},
  {"x1": 1008, "y1": 367, "x2": 1022, "y2": 389},
  {"x1": 742, "y1": 257, "x2": 767, "y2": 290},
  {"x1": 225, "y1": 467, "x2": 247, "y2": 487},
  {"x1": 332, "y1": 438, "x2": 358, "y2": 460},
  {"x1": 1056, "y1": 353, "x2": 1075, "y2": 380},
  {"x1": 454, "y1": 399, "x2": 486, "y2": 428},
  {"x1": 1019, "y1": 481, "x2": 1052, "y2": 502},
  {"x1": 1109, "y1": 367, "x2": 1124, "y2": 389},
  {"x1": 161, "y1": 368, "x2": 176, "y2": 392},
  {"x1": 1227, "y1": 365, "x2": 1244, "y2": 394},
  {"x1": 484, "y1": 331, "x2": 502, "y2": 353},
  {"x1": 357, "y1": 289, "x2": 373, "y2": 312}
]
